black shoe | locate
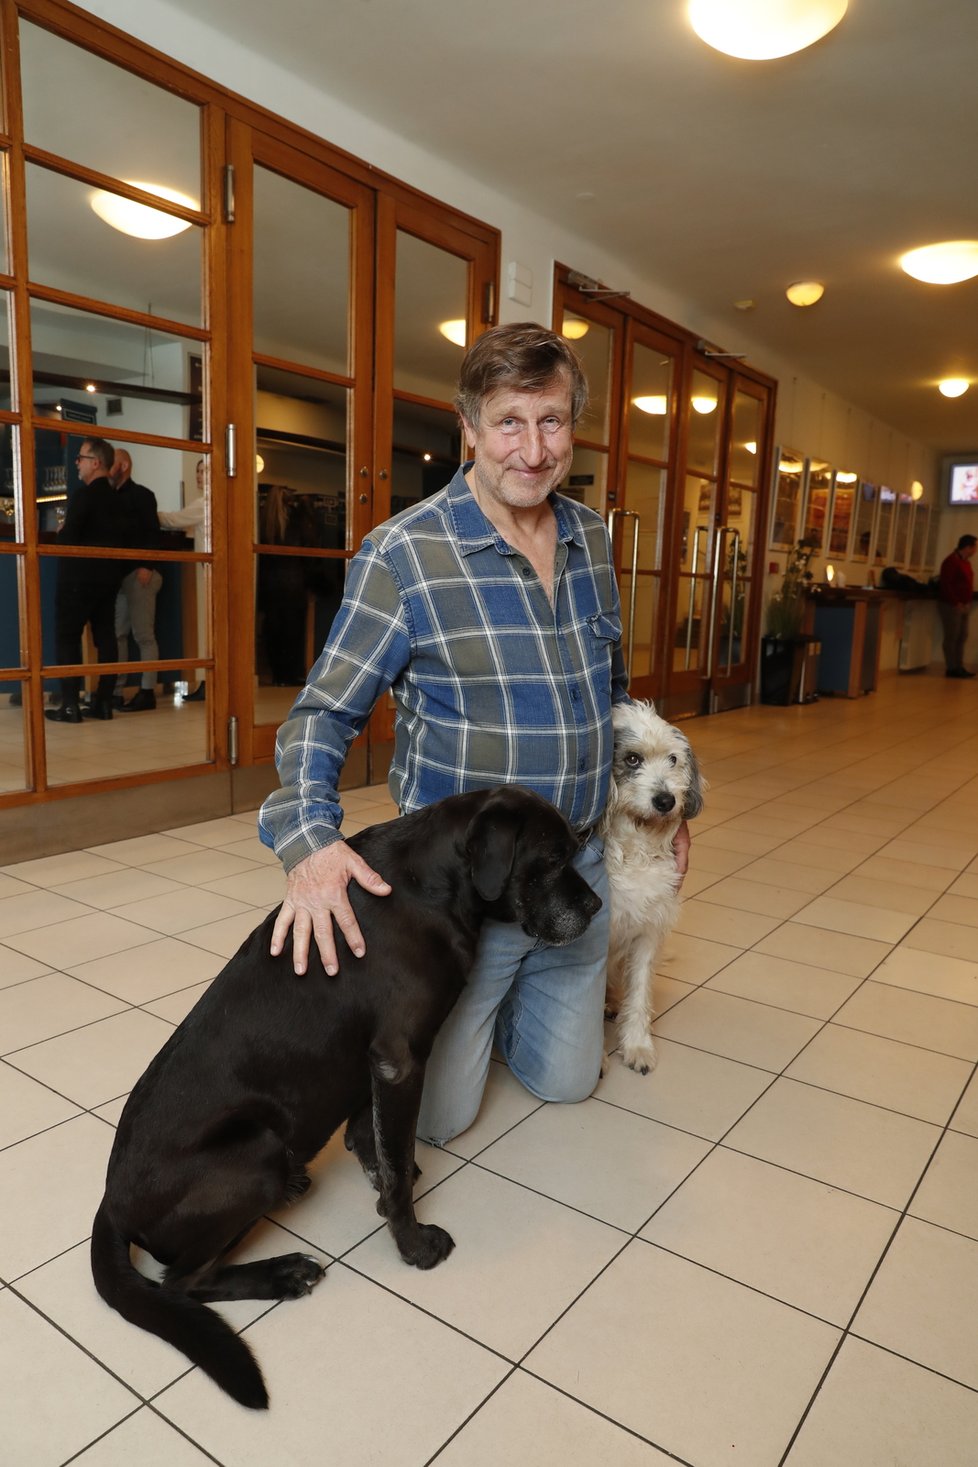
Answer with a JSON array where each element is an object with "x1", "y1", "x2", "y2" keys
[
  {"x1": 9, "y1": 690, "x2": 22, "y2": 707},
  {"x1": 46, "y1": 704, "x2": 83, "y2": 724},
  {"x1": 112, "y1": 694, "x2": 125, "y2": 709},
  {"x1": 120, "y1": 689, "x2": 157, "y2": 712},
  {"x1": 960, "y1": 668, "x2": 976, "y2": 678},
  {"x1": 82, "y1": 699, "x2": 114, "y2": 720},
  {"x1": 184, "y1": 682, "x2": 206, "y2": 702}
]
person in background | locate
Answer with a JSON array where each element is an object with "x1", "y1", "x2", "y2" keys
[
  {"x1": 111, "y1": 449, "x2": 164, "y2": 712},
  {"x1": 45, "y1": 437, "x2": 125, "y2": 724},
  {"x1": 259, "y1": 322, "x2": 690, "y2": 1148},
  {"x1": 159, "y1": 457, "x2": 207, "y2": 701},
  {"x1": 257, "y1": 483, "x2": 315, "y2": 687},
  {"x1": 938, "y1": 533, "x2": 977, "y2": 678}
]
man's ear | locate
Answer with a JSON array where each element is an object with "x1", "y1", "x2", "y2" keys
[{"x1": 459, "y1": 415, "x2": 477, "y2": 453}]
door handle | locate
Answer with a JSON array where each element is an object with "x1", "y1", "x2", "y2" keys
[
  {"x1": 724, "y1": 528, "x2": 742, "y2": 674},
  {"x1": 704, "y1": 524, "x2": 727, "y2": 680},
  {"x1": 608, "y1": 507, "x2": 641, "y2": 682},
  {"x1": 685, "y1": 524, "x2": 709, "y2": 671}
]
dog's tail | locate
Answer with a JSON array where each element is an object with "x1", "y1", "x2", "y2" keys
[{"x1": 90, "y1": 1198, "x2": 269, "y2": 1409}]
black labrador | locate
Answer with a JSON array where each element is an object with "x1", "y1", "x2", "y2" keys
[{"x1": 91, "y1": 785, "x2": 601, "y2": 1409}]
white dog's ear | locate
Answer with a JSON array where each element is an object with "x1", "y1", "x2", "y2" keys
[{"x1": 681, "y1": 740, "x2": 706, "y2": 820}]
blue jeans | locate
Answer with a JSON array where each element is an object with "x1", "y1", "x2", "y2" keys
[{"x1": 416, "y1": 836, "x2": 609, "y2": 1146}]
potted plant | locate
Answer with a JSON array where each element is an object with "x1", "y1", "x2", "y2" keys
[{"x1": 760, "y1": 538, "x2": 819, "y2": 704}]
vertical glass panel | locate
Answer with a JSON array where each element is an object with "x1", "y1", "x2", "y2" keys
[
  {"x1": 909, "y1": 504, "x2": 929, "y2": 567},
  {"x1": 852, "y1": 482, "x2": 877, "y2": 562},
  {"x1": 770, "y1": 449, "x2": 804, "y2": 549},
  {"x1": 0, "y1": 290, "x2": 12, "y2": 407},
  {"x1": 561, "y1": 446, "x2": 606, "y2": 514},
  {"x1": 255, "y1": 366, "x2": 349, "y2": 548},
  {"x1": 564, "y1": 317, "x2": 612, "y2": 444},
  {"x1": 0, "y1": 423, "x2": 18, "y2": 538},
  {"x1": 0, "y1": 695, "x2": 28, "y2": 798},
  {"x1": 624, "y1": 460, "x2": 666, "y2": 574},
  {"x1": 729, "y1": 391, "x2": 762, "y2": 485},
  {"x1": 31, "y1": 301, "x2": 204, "y2": 442},
  {"x1": 26, "y1": 165, "x2": 202, "y2": 325},
  {"x1": 686, "y1": 370, "x2": 721, "y2": 476},
  {"x1": 892, "y1": 495, "x2": 912, "y2": 564},
  {"x1": 0, "y1": 550, "x2": 23, "y2": 676},
  {"x1": 390, "y1": 399, "x2": 460, "y2": 516},
  {"x1": 875, "y1": 486, "x2": 895, "y2": 564},
  {"x1": 628, "y1": 344, "x2": 672, "y2": 460},
  {"x1": 253, "y1": 169, "x2": 350, "y2": 375},
  {"x1": 803, "y1": 464, "x2": 833, "y2": 550},
  {"x1": 44, "y1": 681, "x2": 211, "y2": 786},
  {"x1": 673, "y1": 573, "x2": 707, "y2": 673},
  {"x1": 828, "y1": 477, "x2": 855, "y2": 556},
  {"x1": 394, "y1": 233, "x2": 468, "y2": 402},
  {"x1": 19, "y1": 21, "x2": 200, "y2": 199}
]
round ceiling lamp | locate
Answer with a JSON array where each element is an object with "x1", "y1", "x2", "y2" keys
[
  {"x1": 691, "y1": 395, "x2": 718, "y2": 414},
  {"x1": 90, "y1": 181, "x2": 197, "y2": 240},
  {"x1": 910, "y1": 481, "x2": 924, "y2": 500},
  {"x1": 938, "y1": 378, "x2": 970, "y2": 398},
  {"x1": 786, "y1": 280, "x2": 825, "y2": 307},
  {"x1": 632, "y1": 394, "x2": 667, "y2": 415},
  {"x1": 687, "y1": 0, "x2": 847, "y2": 60},
  {"x1": 562, "y1": 316, "x2": 590, "y2": 340},
  {"x1": 438, "y1": 319, "x2": 467, "y2": 347},
  {"x1": 899, "y1": 241, "x2": 978, "y2": 285},
  {"x1": 835, "y1": 470, "x2": 857, "y2": 483}
]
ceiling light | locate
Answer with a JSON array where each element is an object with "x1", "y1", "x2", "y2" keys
[
  {"x1": 438, "y1": 319, "x2": 466, "y2": 347},
  {"x1": 910, "y1": 481, "x2": 924, "y2": 500},
  {"x1": 256, "y1": 454, "x2": 265, "y2": 474},
  {"x1": 84, "y1": 383, "x2": 97, "y2": 393},
  {"x1": 939, "y1": 378, "x2": 970, "y2": 398},
  {"x1": 836, "y1": 469, "x2": 857, "y2": 483},
  {"x1": 423, "y1": 453, "x2": 432, "y2": 462},
  {"x1": 691, "y1": 395, "x2": 718, "y2": 414},
  {"x1": 899, "y1": 241, "x2": 978, "y2": 285},
  {"x1": 779, "y1": 457, "x2": 804, "y2": 473},
  {"x1": 90, "y1": 181, "x2": 197, "y2": 240},
  {"x1": 687, "y1": 0, "x2": 847, "y2": 60},
  {"x1": 744, "y1": 441, "x2": 757, "y2": 453},
  {"x1": 562, "y1": 316, "x2": 590, "y2": 340},
  {"x1": 633, "y1": 395, "x2": 667, "y2": 415},
  {"x1": 786, "y1": 280, "x2": 825, "y2": 307}
]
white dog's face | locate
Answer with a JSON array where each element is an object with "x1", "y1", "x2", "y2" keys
[{"x1": 607, "y1": 701, "x2": 704, "y2": 825}]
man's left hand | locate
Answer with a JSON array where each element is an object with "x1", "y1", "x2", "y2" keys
[{"x1": 673, "y1": 819, "x2": 691, "y2": 882}]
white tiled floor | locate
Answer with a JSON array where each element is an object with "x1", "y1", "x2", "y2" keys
[{"x1": 4, "y1": 669, "x2": 978, "y2": 1465}]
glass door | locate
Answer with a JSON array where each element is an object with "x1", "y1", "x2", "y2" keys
[
  {"x1": 226, "y1": 124, "x2": 375, "y2": 769},
  {"x1": 669, "y1": 363, "x2": 727, "y2": 694}
]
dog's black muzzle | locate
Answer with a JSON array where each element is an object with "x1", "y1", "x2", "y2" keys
[{"x1": 652, "y1": 792, "x2": 677, "y2": 815}]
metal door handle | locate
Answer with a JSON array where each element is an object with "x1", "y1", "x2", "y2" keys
[
  {"x1": 705, "y1": 524, "x2": 727, "y2": 679},
  {"x1": 725, "y1": 528, "x2": 742, "y2": 674},
  {"x1": 685, "y1": 524, "x2": 708, "y2": 671}
]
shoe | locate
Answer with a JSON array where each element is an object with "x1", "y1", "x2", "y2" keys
[
  {"x1": 946, "y1": 668, "x2": 971, "y2": 679},
  {"x1": 120, "y1": 689, "x2": 157, "y2": 712},
  {"x1": 112, "y1": 694, "x2": 125, "y2": 709},
  {"x1": 960, "y1": 668, "x2": 976, "y2": 678},
  {"x1": 45, "y1": 704, "x2": 83, "y2": 724},
  {"x1": 82, "y1": 699, "x2": 114, "y2": 720},
  {"x1": 184, "y1": 682, "x2": 206, "y2": 702},
  {"x1": 9, "y1": 690, "x2": 22, "y2": 707}
]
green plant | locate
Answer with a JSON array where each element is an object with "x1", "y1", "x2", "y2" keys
[{"x1": 765, "y1": 538, "x2": 819, "y2": 639}]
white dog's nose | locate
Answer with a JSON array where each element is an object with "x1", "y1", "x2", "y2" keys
[{"x1": 652, "y1": 792, "x2": 676, "y2": 814}]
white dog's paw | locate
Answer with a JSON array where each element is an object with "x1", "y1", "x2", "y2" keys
[{"x1": 620, "y1": 1038, "x2": 658, "y2": 1076}]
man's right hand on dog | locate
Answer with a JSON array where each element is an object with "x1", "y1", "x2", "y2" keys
[{"x1": 271, "y1": 843, "x2": 392, "y2": 976}]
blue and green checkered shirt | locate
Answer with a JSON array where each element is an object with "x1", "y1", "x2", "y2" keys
[{"x1": 259, "y1": 465, "x2": 628, "y2": 871}]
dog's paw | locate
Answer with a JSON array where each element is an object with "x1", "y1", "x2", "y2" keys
[
  {"x1": 404, "y1": 1223, "x2": 455, "y2": 1271},
  {"x1": 271, "y1": 1254, "x2": 326, "y2": 1297},
  {"x1": 620, "y1": 1038, "x2": 658, "y2": 1076}
]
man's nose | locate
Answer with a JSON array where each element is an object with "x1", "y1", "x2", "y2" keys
[{"x1": 519, "y1": 424, "x2": 548, "y2": 464}]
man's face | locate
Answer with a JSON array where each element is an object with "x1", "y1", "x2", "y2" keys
[
  {"x1": 462, "y1": 372, "x2": 575, "y2": 512},
  {"x1": 963, "y1": 543, "x2": 977, "y2": 561},
  {"x1": 76, "y1": 444, "x2": 102, "y2": 485}
]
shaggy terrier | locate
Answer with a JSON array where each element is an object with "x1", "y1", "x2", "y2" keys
[{"x1": 599, "y1": 700, "x2": 705, "y2": 1074}]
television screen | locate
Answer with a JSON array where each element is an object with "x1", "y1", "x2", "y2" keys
[{"x1": 945, "y1": 456, "x2": 978, "y2": 506}]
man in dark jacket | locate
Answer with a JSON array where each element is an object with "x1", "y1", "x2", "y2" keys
[
  {"x1": 938, "y1": 533, "x2": 977, "y2": 678},
  {"x1": 45, "y1": 436, "x2": 127, "y2": 724},
  {"x1": 110, "y1": 448, "x2": 164, "y2": 711}
]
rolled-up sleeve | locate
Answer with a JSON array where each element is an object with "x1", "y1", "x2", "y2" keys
[{"x1": 258, "y1": 542, "x2": 412, "y2": 871}]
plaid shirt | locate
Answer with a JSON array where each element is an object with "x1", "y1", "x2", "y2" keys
[{"x1": 259, "y1": 465, "x2": 627, "y2": 871}]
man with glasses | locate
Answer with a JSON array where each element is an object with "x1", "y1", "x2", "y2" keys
[{"x1": 46, "y1": 436, "x2": 126, "y2": 724}]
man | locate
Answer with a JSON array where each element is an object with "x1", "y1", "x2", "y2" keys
[
  {"x1": 938, "y1": 533, "x2": 976, "y2": 678},
  {"x1": 259, "y1": 323, "x2": 689, "y2": 1145},
  {"x1": 45, "y1": 437, "x2": 127, "y2": 724},
  {"x1": 111, "y1": 449, "x2": 164, "y2": 711}
]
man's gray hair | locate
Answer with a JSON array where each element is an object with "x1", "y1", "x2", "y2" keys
[{"x1": 454, "y1": 322, "x2": 589, "y2": 430}]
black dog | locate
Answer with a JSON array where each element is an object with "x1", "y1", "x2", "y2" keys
[{"x1": 91, "y1": 786, "x2": 600, "y2": 1409}]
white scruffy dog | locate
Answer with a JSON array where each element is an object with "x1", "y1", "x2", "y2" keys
[{"x1": 599, "y1": 700, "x2": 705, "y2": 1075}]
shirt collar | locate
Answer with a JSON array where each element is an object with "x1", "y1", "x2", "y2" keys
[{"x1": 446, "y1": 462, "x2": 585, "y2": 557}]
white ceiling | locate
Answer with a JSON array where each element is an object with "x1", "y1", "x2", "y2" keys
[{"x1": 160, "y1": 0, "x2": 978, "y2": 455}]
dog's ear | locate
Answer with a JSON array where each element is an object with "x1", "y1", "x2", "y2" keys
[
  {"x1": 681, "y1": 740, "x2": 706, "y2": 820},
  {"x1": 467, "y1": 804, "x2": 519, "y2": 901}
]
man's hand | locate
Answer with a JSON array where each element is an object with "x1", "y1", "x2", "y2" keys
[
  {"x1": 270, "y1": 842, "x2": 392, "y2": 976},
  {"x1": 673, "y1": 819, "x2": 691, "y2": 883},
  {"x1": 135, "y1": 566, "x2": 153, "y2": 586}
]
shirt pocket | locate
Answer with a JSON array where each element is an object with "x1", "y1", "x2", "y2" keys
[{"x1": 586, "y1": 611, "x2": 622, "y2": 647}]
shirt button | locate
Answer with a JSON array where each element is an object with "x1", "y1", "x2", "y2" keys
[
  {"x1": 521, "y1": 565, "x2": 533, "y2": 577},
  {"x1": 570, "y1": 687, "x2": 580, "y2": 701}
]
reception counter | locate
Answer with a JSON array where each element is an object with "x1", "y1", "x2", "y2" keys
[{"x1": 803, "y1": 589, "x2": 884, "y2": 698}]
